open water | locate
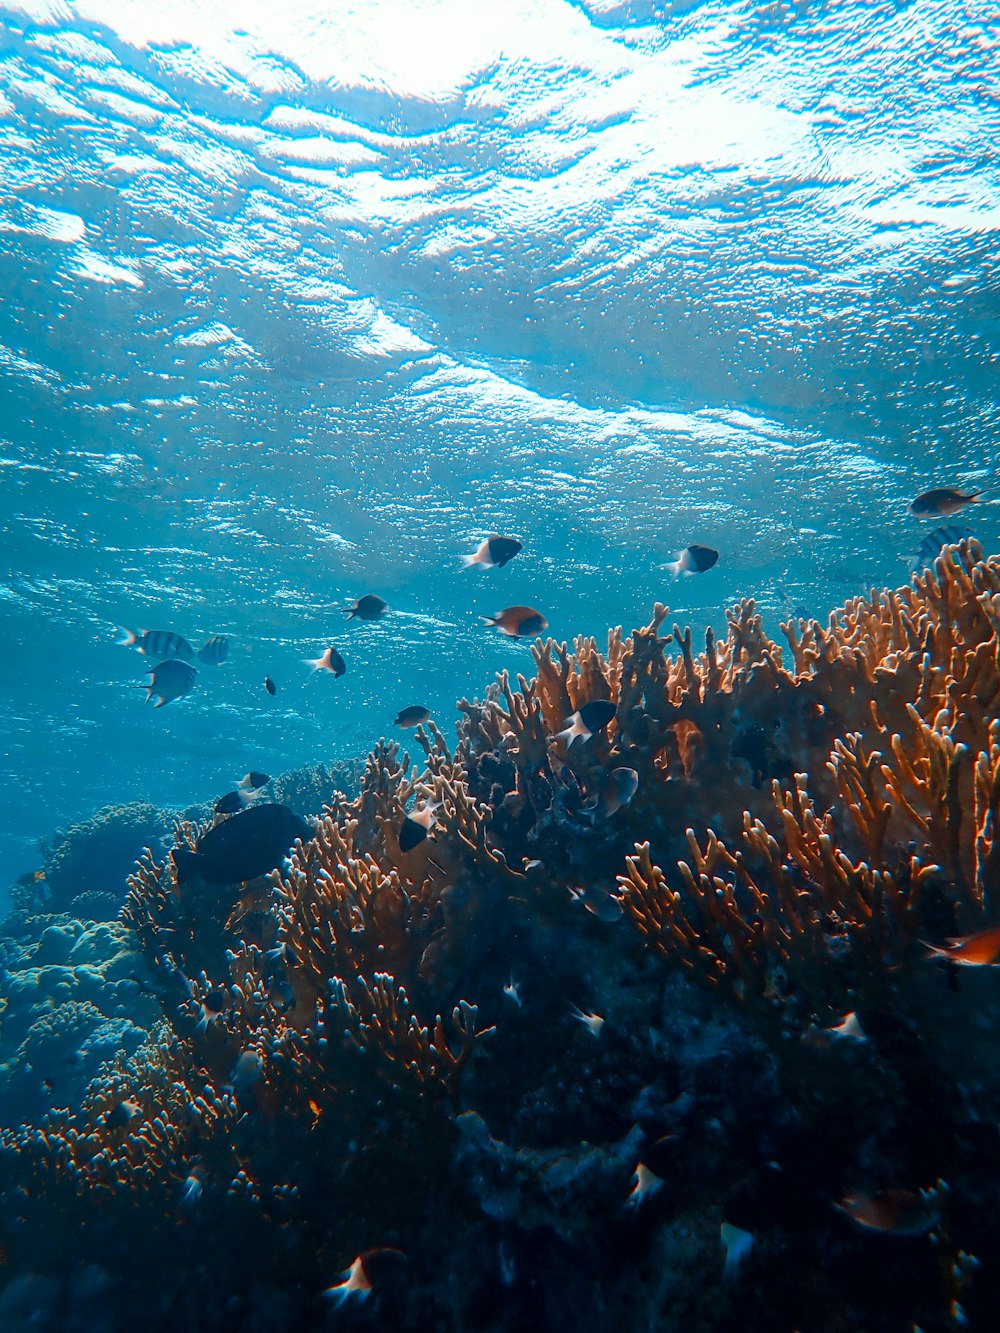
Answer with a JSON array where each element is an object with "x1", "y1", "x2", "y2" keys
[{"x1": 0, "y1": 1, "x2": 996, "y2": 897}]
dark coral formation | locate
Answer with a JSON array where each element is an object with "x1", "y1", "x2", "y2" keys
[{"x1": 1, "y1": 542, "x2": 999, "y2": 1330}]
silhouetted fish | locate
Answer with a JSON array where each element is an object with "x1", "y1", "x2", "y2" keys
[
  {"x1": 483, "y1": 606, "x2": 548, "y2": 638},
  {"x1": 117, "y1": 627, "x2": 194, "y2": 659},
  {"x1": 462, "y1": 535, "x2": 522, "y2": 569},
  {"x1": 394, "y1": 706, "x2": 430, "y2": 728},
  {"x1": 145, "y1": 659, "x2": 197, "y2": 708},
  {"x1": 664, "y1": 545, "x2": 719, "y2": 576},
  {"x1": 238, "y1": 771, "x2": 271, "y2": 791},
  {"x1": 910, "y1": 487, "x2": 981, "y2": 517},
  {"x1": 344, "y1": 595, "x2": 387, "y2": 621},
  {"x1": 558, "y1": 700, "x2": 617, "y2": 745},
  {"x1": 172, "y1": 803, "x2": 314, "y2": 885},
  {"x1": 264, "y1": 676, "x2": 277, "y2": 696},
  {"x1": 214, "y1": 791, "x2": 254, "y2": 815},
  {"x1": 197, "y1": 635, "x2": 229, "y2": 665}
]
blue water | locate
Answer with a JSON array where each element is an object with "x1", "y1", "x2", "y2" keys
[{"x1": 1, "y1": 0, "x2": 997, "y2": 903}]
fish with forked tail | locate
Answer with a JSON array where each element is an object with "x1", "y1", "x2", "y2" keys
[
  {"x1": 117, "y1": 627, "x2": 194, "y2": 659},
  {"x1": 145, "y1": 659, "x2": 197, "y2": 708}
]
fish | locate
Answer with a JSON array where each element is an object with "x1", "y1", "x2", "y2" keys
[
  {"x1": 227, "y1": 1049, "x2": 263, "y2": 1095},
  {"x1": 15, "y1": 869, "x2": 46, "y2": 888},
  {"x1": 910, "y1": 488, "x2": 981, "y2": 517},
  {"x1": 567, "y1": 884, "x2": 623, "y2": 922},
  {"x1": 398, "y1": 804, "x2": 438, "y2": 853},
  {"x1": 557, "y1": 700, "x2": 617, "y2": 745},
  {"x1": 461, "y1": 535, "x2": 523, "y2": 569},
  {"x1": 238, "y1": 771, "x2": 271, "y2": 791},
  {"x1": 264, "y1": 676, "x2": 277, "y2": 696},
  {"x1": 625, "y1": 1163, "x2": 663, "y2": 1208},
  {"x1": 482, "y1": 606, "x2": 548, "y2": 638},
  {"x1": 570, "y1": 1004, "x2": 604, "y2": 1037},
  {"x1": 144, "y1": 659, "x2": 197, "y2": 708},
  {"x1": 171, "y1": 803, "x2": 315, "y2": 886},
  {"x1": 196, "y1": 635, "x2": 229, "y2": 665},
  {"x1": 908, "y1": 524, "x2": 972, "y2": 573},
  {"x1": 720, "y1": 1222, "x2": 754, "y2": 1280},
  {"x1": 664, "y1": 544, "x2": 720, "y2": 576},
  {"x1": 195, "y1": 987, "x2": 228, "y2": 1033},
  {"x1": 585, "y1": 767, "x2": 639, "y2": 820},
  {"x1": 214, "y1": 791, "x2": 256, "y2": 816},
  {"x1": 116, "y1": 627, "x2": 194, "y2": 660},
  {"x1": 323, "y1": 1249, "x2": 405, "y2": 1305},
  {"x1": 836, "y1": 1186, "x2": 941, "y2": 1235},
  {"x1": 394, "y1": 706, "x2": 431, "y2": 728},
  {"x1": 304, "y1": 646, "x2": 346, "y2": 678},
  {"x1": 923, "y1": 925, "x2": 1000, "y2": 966},
  {"x1": 343, "y1": 594, "x2": 387, "y2": 621}
]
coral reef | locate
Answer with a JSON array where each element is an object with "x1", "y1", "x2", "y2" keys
[{"x1": 2, "y1": 542, "x2": 1000, "y2": 1330}]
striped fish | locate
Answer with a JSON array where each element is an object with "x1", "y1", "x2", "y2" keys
[
  {"x1": 144, "y1": 659, "x2": 197, "y2": 708},
  {"x1": 197, "y1": 635, "x2": 230, "y2": 665},
  {"x1": 117, "y1": 627, "x2": 194, "y2": 660}
]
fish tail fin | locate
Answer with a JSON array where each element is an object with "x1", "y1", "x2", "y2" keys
[
  {"x1": 557, "y1": 715, "x2": 586, "y2": 745},
  {"x1": 342, "y1": 608, "x2": 357, "y2": 620},
  {"x1": 460, "y1": 553, "x2": 482, "y2": 569},
  {"x1": 115, "y1": 626, "x2": 138, "y2": 647},
  {"x1": 302, "y1": 657, "x2": 322, "y2": 681},
  {"x1": 921, "y1": 939, "x2": 950, "y2": 960},
  {"x1": 663, "y1": 558, "x2": 684, "y2": 578},
  {"x1": 481, "y1": 614, "x2": 499, "y2": 626}
]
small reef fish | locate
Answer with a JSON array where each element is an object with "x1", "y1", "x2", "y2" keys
[
  {"x1": 323, "y1": 1249, "x2": 405, "y2": 1305},
  {"x1": 586, "y1": 767, "x2": 639, "y2": 820},
  {"x1": 214, "y1": 791, "x2": 257, "y2": 816},
  {"x1": 910, "y1": 487, "x2": 981, "y2": 517},
  {"x1": 570, "y1": 1004, "x2": 604, "y2": 1036},
  {"x1": 557, "y1": 700, "x2": 617, "y2": 745},
  {"x1": 227, "y1": 1049, "x2": 263, "y2": 1095},
  {"x1": 923, "y1": 925, "x2": 1000, "y2": 966},
  {"x1": 145, "y1": 659, "x2": 197, "y2": 708},
  {"x1": 196, "y1": 987, "x2": 228, "y2": 1033},
  {"x1": 196, "y1": 635, "x2": 229, "y2": 665},
  {"x1": 461, "y1": 535, "x2": 522, "y2": 569},
  {"x1": 908, "y1": 524, "x2": 973, "y2": 572},
  {"x1": 483, "y1": 606, "x2": 548, "y2": 638},
  {"x1": 344, "y1": 595, "x2": 387, "y2": 621},
  {"x1": 116, "y1": 627, "x2": 194, "y2": 660},
  {"x1": 720, "y1": 1222, "x2": 754, "y2": 1280},
  {"x1": 398, "y1": 804, "x2": 438, "y2": 853},
  {"x1": 238, "y1": 771, "x2": 271, "y2": 791},
  {"x1": 836, "y1": 1186, "x2": 941, "y2": 1235},
  {"x1": 664, "y1": 544, "x2": 720, "y2": 577},
  {"x1": 394, "y1": 706, "x2": 430, "y2": 728},
  {"x1": 264, "y1": 676, "x2": 277, "y2": 696},
  {"x1": 568, "y1": 884, "x2": 623, "y2": 922},
  {"x1": 626, "y1": 1163, "x2": 663, "y2": 1208},
  {"x1": 304, "y1": 646, "x2": 346, "y2": 678},
  {"x1": 826, "y1": 1011, "x2": 867, "y2": 1042},
  {"x1": 172, "y1": 803, "x2": 315, "y2": 886}
]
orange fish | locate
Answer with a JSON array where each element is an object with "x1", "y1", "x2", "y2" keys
[
  {"x1": 482, "y1": 606, "x2": 548, "y2": 638},
  {"x1": 836, "y1": 1187, "x2": 940, "y2": 1235},
  {"x1": 923, "y1": 925, "x2": 1000, "y2": 966}
]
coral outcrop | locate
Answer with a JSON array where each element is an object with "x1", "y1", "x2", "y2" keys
[{"x1": 1, "y1": 542, "x2": 998, "y2": 1331}]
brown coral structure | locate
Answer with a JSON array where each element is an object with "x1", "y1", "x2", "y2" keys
[{"x1": 5, "y1": 542, "x2": 1000, "y2": 1332}]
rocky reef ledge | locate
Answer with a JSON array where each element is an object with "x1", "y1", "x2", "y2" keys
[{"x1": 1, "y1": 543, "x2": 998, "y2": 1332}]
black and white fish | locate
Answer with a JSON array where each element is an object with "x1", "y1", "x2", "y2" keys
[
  {"x1": 145, "y1": 659, "x2": 197, "y2": 708},
  {"x1": 117, "y1": 627, "x2": 194, "y2": 660},
  {"x1": 304, "y1": 646, "x2": 346, "y2": 678},
  {"x1": 557, "y1": 700, "x2": 617, "y2": 745},
  {"x1": 238, "y1": 771, "x2": 271, "y2": 791},
  {"x1": 664, "y1": 545, "x2": 719, "y2": 577},
  {"x1": 196, "y1": 635, "x2": 229, "y2": 665},
  {"x1": 461, "y1": 535, "x2": 522, "y2": 569}
]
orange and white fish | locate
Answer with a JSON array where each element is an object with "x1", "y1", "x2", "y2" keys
[
  {"x1": 304, "y1": 646, "x2": 346, "y2": 678},
  {"x1": 482, "y1": 606, "x2": 548, "y2": 638},
  {"x1": 923, "y1": 925, "x2": 1000, "y2": 966},
  {"x1": 836, "y1": 1186, "x2": 941, "y2": 1235}
]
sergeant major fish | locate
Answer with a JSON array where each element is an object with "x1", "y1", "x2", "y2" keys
[
  {"x1": 145, "y1": 659, "x2": 197, "y2": 708},
  {"x1": 117, "y1": 627, "x2": 194, "y2": 660},
  {"x1": 196, "y1": 635, "x2": 229, "y2": 665}
]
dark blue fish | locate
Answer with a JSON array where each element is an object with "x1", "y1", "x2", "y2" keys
[
  {"x1": 145, "y1": 659, "x2": 197, "y2": 708},
  {"x1": 264, "y1": 676, "x2": 277, "y2": 696},
  {"x1": 197, "y1": 635, "x2": 230, "y2": 665},
  {"x1": 172, "y1": 803, "x2": 314, "y2": 886},
  {"x1": 344, "y1": 595, "x2": 387, "y2": 621},
  {"x1": 118, "y1": 627, "x2": 194, "y2": 660}
]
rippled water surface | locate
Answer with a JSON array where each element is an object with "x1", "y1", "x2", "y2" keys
[{"x1": 1, "y1": 0, "x2": 997, "y2": 893}]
